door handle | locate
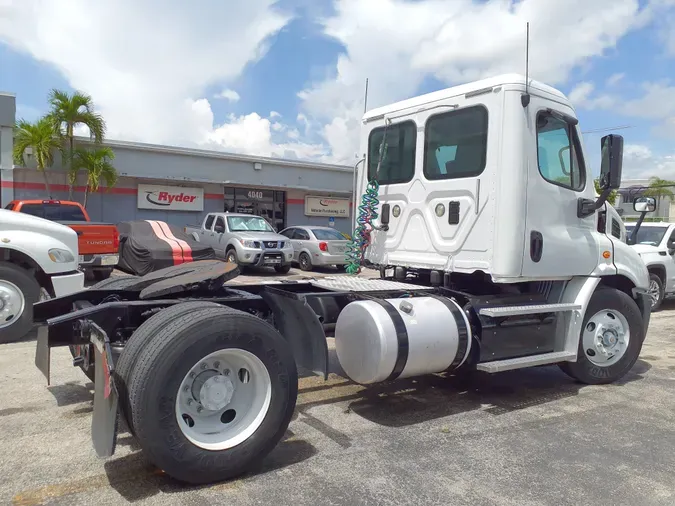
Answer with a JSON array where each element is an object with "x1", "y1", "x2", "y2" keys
[{"x1": 530, "y1": 231, "x2": 543, "y2": 262}]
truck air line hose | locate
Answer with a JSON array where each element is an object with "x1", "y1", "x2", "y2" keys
[{"x1": 345, "y1": 123, "x2": 389, "y2": 274}]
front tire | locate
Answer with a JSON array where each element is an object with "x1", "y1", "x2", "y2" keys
[
  {"x1": 274, "y1": 264, "x2": 291, "y2": 274},
  {"x1": 0, "y1": 262, "x2": 40, "y2": 344},
  {"x1": 647, "y1": 273, "x2": 664, "y2": 311},
  {"x1": 126, "y1": 305, "x2": 298, "y2": 484},
  {"x1": 559, "y1": 287, "x2": 645, "y2": 385},
  {"x1": 225, "y1": 249, "x2": 239, "y2": 265}
]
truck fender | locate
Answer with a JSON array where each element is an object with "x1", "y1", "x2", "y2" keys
[
  {"x1": 0, "y1": 231, "x2": 78, "y2": 275},
  {"x1": 558, "y1": 277, "x2": 601, "y2": 358},
  {"x1": 610, "y1": 240, "x2": 650, "y2": 292},
  {"x1": 190, "y1": 232, "x2": 199, "y2": 242}
]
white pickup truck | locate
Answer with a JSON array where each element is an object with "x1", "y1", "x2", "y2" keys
[
  {"x1": 626, "y1": 219, "x2": 675, "y2": 310},
  {"x1": 0, "y1": 208, "x2": 84, "y2": 343}
]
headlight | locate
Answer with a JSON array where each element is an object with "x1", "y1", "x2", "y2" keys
[
  {"x1": 48, "y1": 248, "x2": 75, "y2": 263},
  {"x1": 239, "y1": 239, "x2": 259, "y2": 248}
]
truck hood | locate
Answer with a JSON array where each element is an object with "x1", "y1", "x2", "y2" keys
[
  {"x1": 236, "y1": 231, "x2": 288, "y2": 242},
  {"x1": 0, "y1": 209, "x2": 79, "y2": 254},
  {"x1": 631, "y1": 244, "x2": 662, "y2": 256}
]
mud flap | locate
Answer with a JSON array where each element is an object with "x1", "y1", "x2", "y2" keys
[
  {"x1": 35, "y1": 325, "x2": 51, "y2": 385},
  {"x1": 90, "y1": 324, "x2": 119, "y2": 458}
]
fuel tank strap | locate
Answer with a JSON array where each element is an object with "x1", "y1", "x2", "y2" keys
[
  {"x1": 369, "y1": 298, "x2": 409, "y2": 381},
  {"x1": 427, "y1": 295, "x2": 470, "y2": 370}
]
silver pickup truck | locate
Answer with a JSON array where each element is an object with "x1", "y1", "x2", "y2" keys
[{"x1": 185, "y1": 212, "x2": 294, "y2": 273}]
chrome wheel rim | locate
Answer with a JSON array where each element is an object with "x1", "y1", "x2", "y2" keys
[
  {"x1": 582, "y1": 309, "x2": 630, "y2": 367},
  {"x1": 648, "y1": 280, "x2": 661, "y2": 307},
  {"x1": 175, "y1": 348, "x2": 272, "y2": 450},
  {"x1": 0, "y1": 280, "x2": 26, "y2": 329}
]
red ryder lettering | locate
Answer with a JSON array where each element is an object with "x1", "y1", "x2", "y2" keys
[{"x1": 158, "y1": 192, "x2": 197, "y2": 204}]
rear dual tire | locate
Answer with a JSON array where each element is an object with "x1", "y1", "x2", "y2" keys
[{"x1": 117, "y1": 303, "x2": 298, "y2": 484}]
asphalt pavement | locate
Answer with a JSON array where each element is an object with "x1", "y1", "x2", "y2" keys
[{"x1": 1, "y1": 273, "x2": 675, "y2": 506}]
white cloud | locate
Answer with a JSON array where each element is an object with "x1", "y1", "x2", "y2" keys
[
  {"x1": 0, "y1": 0, "x2": 298, "y2": 154},
  {"x1": 2, "y1": 0, "x2": 674, "y2": 165},
  {"x1": 606, "y1": 73, "x2": 625, "y2": 86},
  {"x1": 214, "y1": 89, "x2": 240, "y2": 102},
  {"x1": 299, "y1": 0, "x2": 654, "y2": 162},
  {"x1": 623, "y1": 144, "x2": 675, "y2": 179}
]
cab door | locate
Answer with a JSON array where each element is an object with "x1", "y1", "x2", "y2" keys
[
  {"x1": 369, "y1": 94, "x2": 499, "y2": 272},
  {"x1": 521, "y1": 98, "x2": 598, "y2": 278}
]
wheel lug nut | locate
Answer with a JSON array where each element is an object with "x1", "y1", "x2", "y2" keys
[
  {"x1": 189, "y1": 372, "x2": 195, "y2": 378},
  {"x1": 197, "y1": 406, "x2": 203, "y2": 413},
  {"x1": 183, "y1": 385, "x2": 189, "y2": 392},
  {"x1": 223, "y1": 369, "x2": 230, "y2": 376},
  {"x1": 201, "y1": 363, "x2": 207, "y2": 370},
  {"x1": 214, "y1": 361, "x2": 220, "y2": 368},
  {"x1": 187, "y1": 399, "x2": 193, "y2": 405}
]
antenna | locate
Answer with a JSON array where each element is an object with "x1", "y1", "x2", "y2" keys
[
  {"x1": 363, "y1": 78, "x2": 369, "y2": 114},
  {"x1": 521, "y1": 22, "x2": 531, "y2": 108}
]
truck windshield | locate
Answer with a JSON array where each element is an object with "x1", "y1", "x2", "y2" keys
[
  {"x1": 227, "y1": 216, "x2": 274, "y2": 232},
  {"x1": 625, "y1": 226, "x2": 668, "y2": 245},
  {"x1": 19, "y1": 203, "x2": 87, "y2": 221}
]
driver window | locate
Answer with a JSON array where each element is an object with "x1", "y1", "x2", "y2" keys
[
  {"x1": 215, "y1": 216, "x2": 225, "y2": 232},
  {"x1": 536, "y1": 112, "x2": 585, "y2": 191}
]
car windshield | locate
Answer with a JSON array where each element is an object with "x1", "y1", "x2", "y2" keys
[
  {"x1": 311, "y1": 228, "x2": 347, "y2": 241},
  {"x1": 227, "y1": 216, "x2": 274, "y2": 232},
  {"x1": 625, "y1": 226, "x2": 669, "y2": 246}
]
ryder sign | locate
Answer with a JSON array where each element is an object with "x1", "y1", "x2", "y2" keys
[
  {"x1": 138, "y1": 184, "x2": 204, "y2": 211},
  {"x1": 305, "y1": 196, "x2": 350, "y2": 218}
]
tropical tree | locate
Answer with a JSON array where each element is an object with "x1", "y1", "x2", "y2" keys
[
  {"x1": 47, "y1": 89, "x2": 106, "y2": 199},
  {"x1": 72, "y1": 147, "x2": 117, "y2": 208},
  {"x1": 13, "y1": 117, "x2": 62, "y2": 198},
  {"x1": 643, "y1": 176, "x2": 675, "y2": 215},
  {"x1": 593, "y1": 178, "x2": 617, "y2": 205}
]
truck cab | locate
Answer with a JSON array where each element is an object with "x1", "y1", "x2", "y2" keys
[{"x1": 359, "y1": 74, "x2": 647, "y2": 294}]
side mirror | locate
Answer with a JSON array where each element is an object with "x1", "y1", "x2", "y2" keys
[
  {"x1": 633, "y1": 196, "x2": 656, "y2": 213},
  {"x1": 599, "y1": 134, "x2": 623, "y2": 190},
  {"x1": 668, "y1": 238, "x2": 675, "y2": 250}
]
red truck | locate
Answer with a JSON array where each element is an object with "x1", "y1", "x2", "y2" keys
[{"x1": 6, "y1": 199, "x2": 119, "y2": 280}]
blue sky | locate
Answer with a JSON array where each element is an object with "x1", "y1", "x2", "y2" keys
[{"x1": 1, "y1": 0, "x2": 674, "y2": 178}]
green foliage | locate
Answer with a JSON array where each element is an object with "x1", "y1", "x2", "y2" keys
[
  {"x1": 13, "y1": 116, "x2": 62, "y2": 198},
  {"x1": 643, "y1": 177, "x2": 675, "y2": 201},
  {"x1": 72, "y1": 147, "x2": 117, "y2": 208},
  {"x1": 46, "y1": 89, "x2": 107, "y2": 199}
]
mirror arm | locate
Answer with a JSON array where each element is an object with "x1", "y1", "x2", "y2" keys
[
  {"x1": 627, "y1": 211, "x2": 648, "y2": 245},
  {"x1": 577, "y1": 187, "x2": 612, "y2": 218}
]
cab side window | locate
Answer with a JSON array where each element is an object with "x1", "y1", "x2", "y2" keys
[
  {"x1": 295, "y1": 229, "x2": 310, "y2": 240},
  {"x1": 536, "y1": 112, "x2": 585, "y2": 191},
  {"x1": 204, "y1": 215, "x2": 215, "y2": 230}
]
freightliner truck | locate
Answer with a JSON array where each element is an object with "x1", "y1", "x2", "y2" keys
[{"x1": 33, "y1": 74, "x2": 653, "y2": 485}]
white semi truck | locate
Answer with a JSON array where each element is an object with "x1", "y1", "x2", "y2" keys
[
  {"x1": 34, "y1": 74, "x2": 651, "y2": 485},
  {"x1": 0, "y1": 209, "x2": 85, "y2": 343}
]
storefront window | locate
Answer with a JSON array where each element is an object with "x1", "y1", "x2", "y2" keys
[{"x1": 224, "y1": 187, "x2": 286, "y2": 231}]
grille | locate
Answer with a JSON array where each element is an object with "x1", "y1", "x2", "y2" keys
[{"x1": 264, "y1": 241, "x2": 278, "y2": 249}]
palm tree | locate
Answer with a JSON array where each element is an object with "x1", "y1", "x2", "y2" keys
[
  {"x1": 13, "y1": 117, "x2": 62, "y2": 198},
  {"x1": 72, "y1": 147, "x2": 117, "y2": 208},
  {"x1": 643, "y1": 176, "x2": 675, "y2": 216},
  {"x1": 47, "y1": 89, "x2": 106, "y2": 199}
]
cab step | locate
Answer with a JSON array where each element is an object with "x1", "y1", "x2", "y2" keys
[
  {"x1": 476, "y1": 351, "x2": 576, "y2": 373},
  {"x1": 479, "y1": 302, "x2": 580, "y2": 317}
]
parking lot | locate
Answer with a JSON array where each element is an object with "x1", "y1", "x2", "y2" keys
[{"x1": 1, "y1": 270, "x2": 675, "y2": 506}]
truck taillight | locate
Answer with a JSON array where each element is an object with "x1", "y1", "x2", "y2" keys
[
  {"x1": 319, "y1": 242, "x2": 328, "y2": 252},
  {"x1": 113, "y1": 230, "x2": 120, "y2": 250}
]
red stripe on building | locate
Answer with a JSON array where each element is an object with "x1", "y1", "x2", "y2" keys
[
  {"x1": 145, "y1": 220, "x2": 183, "y2": 265},
  {"x1": 157, "y1": 221, "x2": 193, "y2": 262}
]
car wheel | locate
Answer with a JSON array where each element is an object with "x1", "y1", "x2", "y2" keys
[
  {"x1": 647, "y1": 273, "x2": 664, "y2": 311},
  {"x1": 0, "y1": 262, "x2": 40, "y2": 344},
  {"x1": 274, "y1": 264, "x2": 291, "y2": 274},
  {"x1": 93, "y1": 268, "x2": 113, "y2": 282},
  {"x1": 298, "y1": 252, "x2": 312, "y2": 272},
  {"x1": 226, "y1": 249, "x2": 238, "y2": 265}
]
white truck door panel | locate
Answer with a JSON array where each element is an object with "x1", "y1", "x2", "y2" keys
[
  {"x1": 664, "y1": 226, "x2": 675, "y2": 292},
  {"x1": 368, "y1": 98, "x2": 497, "y2": 272},
  {"x1": 522, "y1": 99, "x2": 597, "y2": 278}
]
